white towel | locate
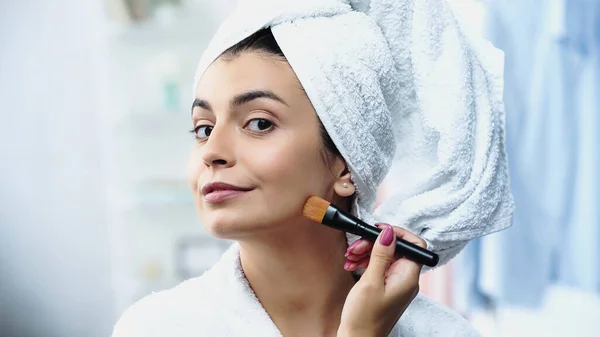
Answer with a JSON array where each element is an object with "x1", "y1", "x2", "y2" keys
[
  {"x1": 112, "y1": 243, "x2": 481, "y2": 336},
  {"x1": 194, "y1": 0, "x2": 514, "y2": 267}
]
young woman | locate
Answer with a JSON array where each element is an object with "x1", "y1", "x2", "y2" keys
[{"x1": 112, "y1": 1, "x2": 512, "y2": 336}]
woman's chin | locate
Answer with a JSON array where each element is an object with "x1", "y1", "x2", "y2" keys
[
  {"x1": 204, "y1": 223, "x2": 240, "y2": 239},
  {"x1": 197, "y1": 201, "x2": 302, "y2": 239},
  {"x1": 202, "y1": 213, "x2": 268, "y2": 240}
]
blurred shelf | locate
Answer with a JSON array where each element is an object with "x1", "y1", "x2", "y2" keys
[
  {"x1": 104, "y1": 0, "x2": 240, "y2": 314},
  {"x1": 114, "y1": 108, "x2": 191, "y2": 130},
  {"x1": 106, "y1": 2, "x2": 223, "y2": 50},
  {"x1": 108, "y1": 178, "x2": 195, "y2": 208},
  {"x1": 109, "y1": 110, "x2": 194, "y2": 183}
]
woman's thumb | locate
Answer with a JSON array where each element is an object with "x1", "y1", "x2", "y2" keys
[{"x1": 362, "y1": 223, "x2": 396, "y2": 283}]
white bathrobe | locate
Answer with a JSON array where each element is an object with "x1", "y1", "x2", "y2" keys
[{"x1": 112, "y1": 243, "x2": 480, "y2": 336}]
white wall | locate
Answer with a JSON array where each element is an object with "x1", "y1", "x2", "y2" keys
[{"x1": 0, "y1": 1, "x2": 115, "y2": 336}]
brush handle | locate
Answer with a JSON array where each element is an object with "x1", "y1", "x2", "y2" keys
[
  {"x1": 357, "y1": 224, "x2": 439, "y2": 267},
  {"x1": 323, "y1": 207, "x2": 439, "y2": 267}
]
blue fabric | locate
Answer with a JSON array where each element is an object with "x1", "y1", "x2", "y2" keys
[
  {"x1": 452, "y1": 0, "x2": 600, "y2": 310},
  {"x1": 556, "y1": 0, "x2": 600, "y2": 293}
]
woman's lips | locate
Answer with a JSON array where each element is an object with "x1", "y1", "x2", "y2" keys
[{"x1": 203, "y1": 189, "x2": 252, "y2": 203}]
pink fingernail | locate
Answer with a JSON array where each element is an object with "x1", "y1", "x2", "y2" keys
[
  {"x1": 344, "y1": 260, "x2": 352, "y2": 270},
  {"x1": 347, "y1": 240, "x2": 361, "y2": 252},
  {"x1": 346, "y1": 253, "x2": 368, "y2": 262},
  {"x1": 380, "y1": 224, "x2": 394, "y2": 246}
]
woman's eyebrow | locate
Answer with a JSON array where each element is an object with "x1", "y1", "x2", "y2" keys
[
  {"x1": 191, "y1": 99, "x2": 212, "y2": 114},
  {"x1": 191, "y1": 89, "x2": 289, "y2": 115},
  {"x1": 230, "y1": 90, "x2": 289, "y2": 108}
]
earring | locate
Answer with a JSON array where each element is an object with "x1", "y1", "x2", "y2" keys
[{"x1": 343, "y1": 182, "x2": 349, "y2": 188}]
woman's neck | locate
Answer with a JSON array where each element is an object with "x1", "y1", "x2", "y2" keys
[{"x1": 238, "y1": 220, "x2": 355, "y2": 337}]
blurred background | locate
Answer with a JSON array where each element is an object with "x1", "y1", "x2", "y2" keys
[{"x1": 0, "y1": 0, "x2": 598, "y2": 336}]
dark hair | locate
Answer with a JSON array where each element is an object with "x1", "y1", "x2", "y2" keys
[{"x1": 220, "y1": 28, "x2": 343, "y2": 169}]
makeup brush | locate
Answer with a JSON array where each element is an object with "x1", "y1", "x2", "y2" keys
[{"x1": 303, "y1": 196, "x2": 439, "y2": 267}]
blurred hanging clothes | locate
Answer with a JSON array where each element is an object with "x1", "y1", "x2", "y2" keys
[
  {"x1": 452, "y1": 0, "x2": 600, "y2": 311},
  {"x1": 556, "y1": 0, "x2": 600, "y2": 293}
]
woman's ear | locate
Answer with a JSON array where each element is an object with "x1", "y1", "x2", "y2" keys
[{"x1": 333, "y1": 161, "x2": 355, "y2": 197}]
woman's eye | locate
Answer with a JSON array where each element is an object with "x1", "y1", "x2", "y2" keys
[
  {"x1": 246, "y1": 119, "x2": 274, "y2": 132},
  {"x1": 193, "y1": 125, "x2": 213, "y2": 139}
]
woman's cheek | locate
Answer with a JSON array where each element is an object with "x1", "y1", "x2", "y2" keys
[{"x1": 187, "y1": 157, "x2": 200, "y2": 190}]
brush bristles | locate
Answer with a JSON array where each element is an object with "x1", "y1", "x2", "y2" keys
[{"x1": 302, "y1": 196, "x2": 331, "y2": 223}]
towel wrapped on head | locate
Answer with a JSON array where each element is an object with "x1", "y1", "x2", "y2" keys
[{"x1": 194, "y1": 0, "x2": 514, "y2": 268}]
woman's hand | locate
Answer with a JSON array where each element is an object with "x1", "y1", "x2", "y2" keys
[{"x1": 337, "y1": 223, "x2": 426, "y2": 337}]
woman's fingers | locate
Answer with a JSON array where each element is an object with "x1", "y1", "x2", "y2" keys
[
  {"x1": 360, "y1": 224, "x2": 397, "y2": 284},
  {"x1": 345, "y1": 239, "x2": 373, "y2": 255},
  {"x1": 383, "y1": 227, "x2": 426, "y2": 298},
  {"x1": 339, "y1": 224, "x2": 426, "y2": 337},
  {"x1": 344, "y1": 239, "x2": 371, "y2": 271},
  {"x1": 357, "y1": 259, "x2": 370, "y2": 269},
  {"x1": 344, "y1": 255, "x2": 370, "y2": 271},
  {"x1": 345, "y1": 252, "x2": 369, "y2": 262},
  {"x1": 343, "y1": 227, "x2": 427, "y2": 278},
  {"x1": 386, "y1": 226, "x2": 427, "y2": 278},
  {"x1": 339, "y1": 224, "x2": 424, "y2": 337}
]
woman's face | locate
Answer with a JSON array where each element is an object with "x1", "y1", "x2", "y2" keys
[{"x1": 189, "y1": 52, "x2": 350, "y2": 239}]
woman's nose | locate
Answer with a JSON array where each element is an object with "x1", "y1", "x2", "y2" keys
[{"x1": 200, "y1": 125, "x2": 235, "y2": 168}]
